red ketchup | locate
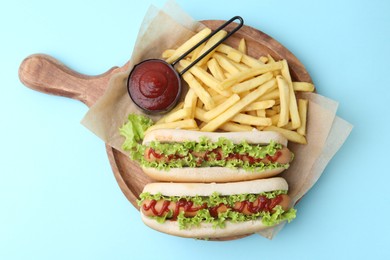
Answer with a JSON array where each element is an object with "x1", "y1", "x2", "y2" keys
[{"x1": 127, "y1": 59, "x2": 181, "y2": 113}]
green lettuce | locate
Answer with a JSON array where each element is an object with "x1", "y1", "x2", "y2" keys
[
  {"x1": 177, "y1": 206, "x2": 296, "y2": 229},
  {"x1": 138, "y1": 190, "x2": 288, "y2": 207},
  {"x1": 138, "y1": 191, "x2": 296, "y2": 229},
  {"x1": 119, "y1": 114, "x2": 153, "y2": 160}
]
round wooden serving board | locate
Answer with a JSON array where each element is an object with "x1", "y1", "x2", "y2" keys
[{"x1": 18, "y1": 20, "x2": 312, "y2": 240}]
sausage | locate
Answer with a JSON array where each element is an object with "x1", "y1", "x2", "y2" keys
[{"x1": 144, "y1": 146, "x2": 292, "y2": 165}]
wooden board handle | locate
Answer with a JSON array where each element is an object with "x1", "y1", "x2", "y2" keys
[{"x1": 18, "y1": 54, "x2": 123, "y2": 107}]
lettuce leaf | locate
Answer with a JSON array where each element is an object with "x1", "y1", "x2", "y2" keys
[
  {"x1": 119, "y1": 114, "x2": 153, "y2": 161},
  {"x1": 138, "y1": 190, "x2": 288, "y2": 207},
  {"x1": 119, "y1": 114, "x2": 154, "y2": 151}
]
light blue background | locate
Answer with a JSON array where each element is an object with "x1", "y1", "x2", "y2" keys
[{"x1": 2, "y1": 0, "x2": 389, "y2": 259}]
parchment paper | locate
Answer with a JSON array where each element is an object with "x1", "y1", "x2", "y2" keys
[{"x1": 81, "y1": 1, "x2": 353, "y2": 240}]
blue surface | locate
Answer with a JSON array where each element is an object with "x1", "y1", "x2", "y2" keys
[{"x1": 1, "y1": 0, "x2": 389, "y2": 259}]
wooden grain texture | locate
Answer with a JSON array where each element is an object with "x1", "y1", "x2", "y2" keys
[{"x1": 18, "y1": 20, "x2": 311, "y2": 240}]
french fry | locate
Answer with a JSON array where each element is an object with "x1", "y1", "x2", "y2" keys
[
  {"x1": 231, "y1": 72, "x2": 274, "y2": 93},
  {"x1": 166, "y1": 28, "x2": 212, "y2": 63},
  {"x1": 164, "y1": 108, "x2": 191, "y2": 123},
  {"x1": 267, "y1": 54, "x2": 280, "y2": 77},
  {"x1": 266, "y1": 109, "x2": 279, "y2": 117},
  {"x1": 194, "y1": 107, "x2": 209, "y2": 122},
  {"x1": 217, "y1": 43, "x2": 264, "y2": 67},
  {"x1": 243, "y1": 100, "x2": 275, "y2": 111},
  {"x1": 216, "y1": 43, "x2": 238, "y2": 55},
  {"x1": 231, "y1": 113, "x2": 272, "y2": 126},
  {"x1": 281, "y1": 122, "x2": 296, "y2": 130},
  {"x1": 281, "y1": 59, "x2": 301, "y2": 129},
  {"x1": 259, "y1": 56, "x2": 268, "y2": 63},
  {"x1": 180, "y1": 60, "x2": 231, "y2": 97},
  {"x1": 272, "y1": 105, "x2": 281, "y2": 113},
  {"x1": 293, "y1": 82, "x2": 315, "y2": 92},
  {"x1": 183, "y1": 89, "x2": 198, "y2": 119},
  {"x1": 257, "y1": 88, "x2": 279, "y2": 101},
  {"x1": 213, "y1": 53, "x2": 240, "y2": 75},
  {"x1": 190, "y1": 42, "x2": 206, "y2": 62},
  {"x1": 264, "y1": 126, "x2": 307, "y2": 144},
  {"x1": 297, "y1": 99, "x2": 308, "y2": 136},
  {"x1": 200, "y1": 80, "x2": 276, "y2": 132},
  {"x1": 247, "y1": 110, "x2": 257, "y2": 116},
  {"x1": 146, "y1": 119, "x2": 198, "y2": 133},
  {"x1": 155, "y1": 102, "x2": 184, "y2": 124},
  {"x1": 207, "y1": 58, "x2": 225, "y2": 81},
  {"x1": 270, "y1": 114, "x2": 280, "y2": 125},
  {"x1": 231, "y1": 60, "x2": 250, "y2": 71},
  {"x1": 194, "y1": 30, "x2": 228, "y2": 66},
  {"x1": 197, "y1": 98, "x2": 204, "y2": 108},
  {"x1": 213, "y1": 95, "x2": 228, "y2": 106},
  {"x1": 227, "y1": 49, "x2": 242, "y2": 63},
  {"x1": 276, "y1": 75, "x2": 290, "y2": 127},
  {"x1": 204, "y1": 94, "x2": 241, "y2": 121},
  {"x1": 220, "y1": 62, "x2": 282, "y2": 89},
  {"x1": 219, "y1": 122, "x2": 253, "y2": 132},
  {"x1": 162, "y1": 49, "x2": 175, "y2": 59},
  {"x1": 241, "y1": 54, "x2": 265, "y2": 67},
  {"x1": 256, "y1": 109, "x2": 266, "y2": 117},
  {"x1": 182, "y1": 72, "x2": 215, "y2": 110},
  {"x1": 238, "y1": 38, "x2": 247, "y2": 54}
]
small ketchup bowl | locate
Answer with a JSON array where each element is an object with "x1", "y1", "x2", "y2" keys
[
  {"x1": 127, "y1": 59, "x2": 182, "y2": 114},
  {"x1": 127, "y1": 16, "x2": 243, "y2": 115}
]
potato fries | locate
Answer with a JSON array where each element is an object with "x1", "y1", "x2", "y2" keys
[{"x1": 156, "y1": 29, "x2": 314, "y2": 144}]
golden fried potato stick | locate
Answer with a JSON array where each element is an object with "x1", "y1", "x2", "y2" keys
[
  {"x1": 293, "y1": 82, "x2": 315, "y2": 92},
  {"x1": 180, "y1": 60, "x2": 232, "y2": 97},
  {"x1": 193, "y1": 30, "x2": 228, "y2": 66},
  {"x1": 219, "y1": 122, "x2": 253, "y2": 132},
  {"x1": 220, "y1": 62, "x2": 282, "y2": 89},
  {"x1": 181, "y1": 72, "x2": 215, "y2": 110},
  {"x1": 231, "y1": 72, "x2": 274, "y2": 94},
  {"x1": 166, "y1": 28, "x2": 212, "y2": 63},
  {"x1": 227, "y1": 49, "x2": 242, "y2": 63},
  {"x1": 231, "y1": 113, "x2": 272, "y2": 126},
  {"x1": 243, "y1": 100, "x2": 276, "y2": 111},
  {"x1": 155, "y1": 102, "x2": 184, "y2": 124},
  {"x1": 264, "y1": 126, "x2": 307, "y2": 144},
  {"x1": 200, "y1": 79, "x2": 276, "y2": 132},
  {"x1": 276, "y1": 75, "x2": 290, "y2": 127},
  {"x1": 238, "y1": 38, "x2": 247, "y2": 54},
  {"x1": 281, "y1": 59, "x2": 301, "y2": 129},
  {"x1": 213, "y1": 53, "x2": 240, "y2": 75},
  {"x1": 183, "y1": 88, "x2": 198, "y2": 119},
  {"x1": 297, "y1": 99, "x2": 308, "y2": 136},
  {"x1": 146, "y1": 119, "x2": 198, "y2": 133},
  {"x1": 204, "y1": 94, "x2": 241, "y2": 121},
  {"x1": 207, "y1": 58, "x2": 226, "y2": 81}
]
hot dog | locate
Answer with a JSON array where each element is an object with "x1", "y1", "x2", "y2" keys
[
  {"x1": 138, "y1": 177, "x2": 296, "y2": 238},
  {"x1": 137, "y1": 129, "x2": 293, "y2": 182}
]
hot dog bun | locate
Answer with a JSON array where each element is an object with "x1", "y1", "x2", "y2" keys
[
  {"x1": 140, "y1": 212, "x2": 271, "y2": 238},
  {"x1": 142, "y1": 177, "x2": 288, "y2": 196},
  {"x1": 139, "y1": 177, "x2": 294, "y2": 239},
  {"x1": 141, "y1": 166, "x2": 285, "y2": 182},
  {"x1": 141, "y1": 129, "x2": 291, "y2": 182},
  {"x1": 142, "y1": 129, "x2": 288, "y2": 146}
]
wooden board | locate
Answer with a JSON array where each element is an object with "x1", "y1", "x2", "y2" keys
[{"x1": 18, "y1": 20, "x2": 312, "y2": 240}]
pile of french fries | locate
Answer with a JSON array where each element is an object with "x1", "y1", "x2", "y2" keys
[{"x1": 147, "y1": 28, "x2": 315, "y2": 144}]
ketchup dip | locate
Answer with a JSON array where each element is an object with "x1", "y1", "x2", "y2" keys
[{"x1": 127, "y1": 59, "x2": 181, "y2": 113}]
